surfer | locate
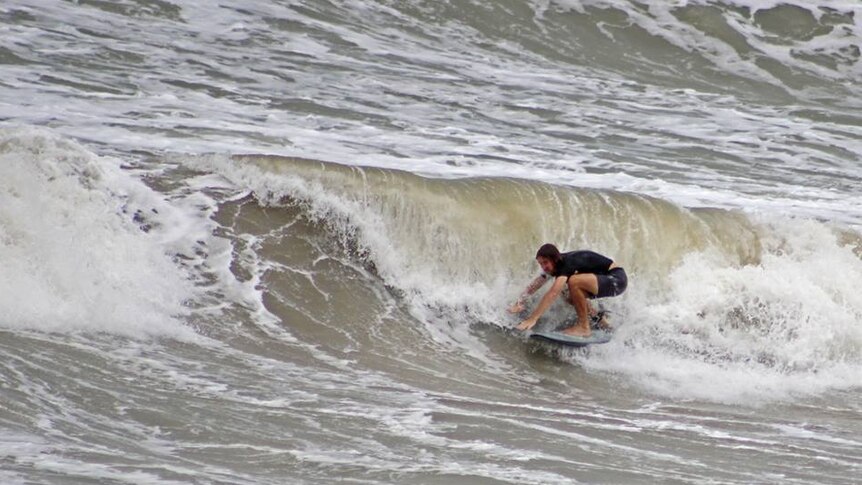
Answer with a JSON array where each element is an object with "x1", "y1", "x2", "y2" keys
[{"x1": 508, "y1": 243, "x2": 627, "y2": 337}]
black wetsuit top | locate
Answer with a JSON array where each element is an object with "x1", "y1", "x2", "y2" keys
[{"x1": 551, "y1": 250, "x2": 614, "y2": 277}]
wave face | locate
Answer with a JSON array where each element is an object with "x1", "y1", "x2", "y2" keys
[
  {"x1": 187, "y1": 154, "x2": 862, "y2": 404},
  {"x1": 1, "y1": 0, "x2": 862, "y2": 483}
]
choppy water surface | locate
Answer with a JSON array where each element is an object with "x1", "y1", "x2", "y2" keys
[{"x1": 1, "y1": 1, "x2": 861, "y2": 483}]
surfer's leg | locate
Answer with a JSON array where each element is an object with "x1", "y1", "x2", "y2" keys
[
  {"x1": 563, "y1": 274, "x2": 599, "y2": 337},
  {"x1": 563, "y1": 284, "x2": 596, "y2": 317}
]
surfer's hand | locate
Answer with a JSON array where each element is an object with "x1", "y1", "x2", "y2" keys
[
  {"x1": 515, "y1": 317, "x2": 537, "y2": 331},
  {"x1": 507, "y1": 301, "x2": 525, "y2": 314}
]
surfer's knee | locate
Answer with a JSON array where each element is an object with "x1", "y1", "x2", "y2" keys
[{"x1": 565, "y1": 277, "x2": 579, "y2": 297}]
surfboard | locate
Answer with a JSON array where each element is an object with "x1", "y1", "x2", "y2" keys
[{"x1": 529, "y1": 329, "x2": 613, "y2": 347}]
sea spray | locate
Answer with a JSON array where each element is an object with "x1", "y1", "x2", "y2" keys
[{"x1": 0, "y1": 127, "x2": 195, "y2": 337}]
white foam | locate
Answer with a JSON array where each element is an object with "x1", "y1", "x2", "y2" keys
[
  {"x1": 580, "y1": 217, "x2": 862, "y2": 404},
  {"x1": 549, "y1": 0, "x2": 862, "y2": 88},
  {"x1": 0, "y1": 127, "x2": 196, "y2": 338}
]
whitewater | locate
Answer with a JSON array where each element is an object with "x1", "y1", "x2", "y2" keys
[{"x1": 1, "y1": 1, "x2": 860, "y2": 483}]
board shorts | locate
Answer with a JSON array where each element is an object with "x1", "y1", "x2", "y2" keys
[{"x1": 593, "y1": 267, "x2": 627, "y2": 299}]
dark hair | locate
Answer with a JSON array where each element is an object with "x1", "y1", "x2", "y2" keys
[{"x1": 535, "y1": 243, "x2": 561, "y2": 262}]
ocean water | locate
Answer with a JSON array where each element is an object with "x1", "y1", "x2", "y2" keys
[{"x1": 1, "y1": 1, "x2": 861, "y2": 483}]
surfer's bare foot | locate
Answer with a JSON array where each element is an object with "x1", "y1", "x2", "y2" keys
[{"x1": 562, "y1": 322, "x2": 591, "y2": 337}]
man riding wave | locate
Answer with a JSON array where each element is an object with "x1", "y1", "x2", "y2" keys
[{"x1": 508, "y1": 243, "x2": 627, "y2": 337}]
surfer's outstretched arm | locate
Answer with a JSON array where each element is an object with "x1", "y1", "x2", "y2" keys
[
  {"x1": 507, "y1": 274, "x2": 549, "y2": 313},
  {"x1": 515, "y1": 276, "x2": 567, "y2": 331}
]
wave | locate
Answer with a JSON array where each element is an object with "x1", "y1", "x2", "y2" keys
[
  {"x1": 183, "y1": 153, "x2": 862, "y2": 403},
  {"x1": 189, "y1": 154, "x2": 764, "y2": 297}
]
